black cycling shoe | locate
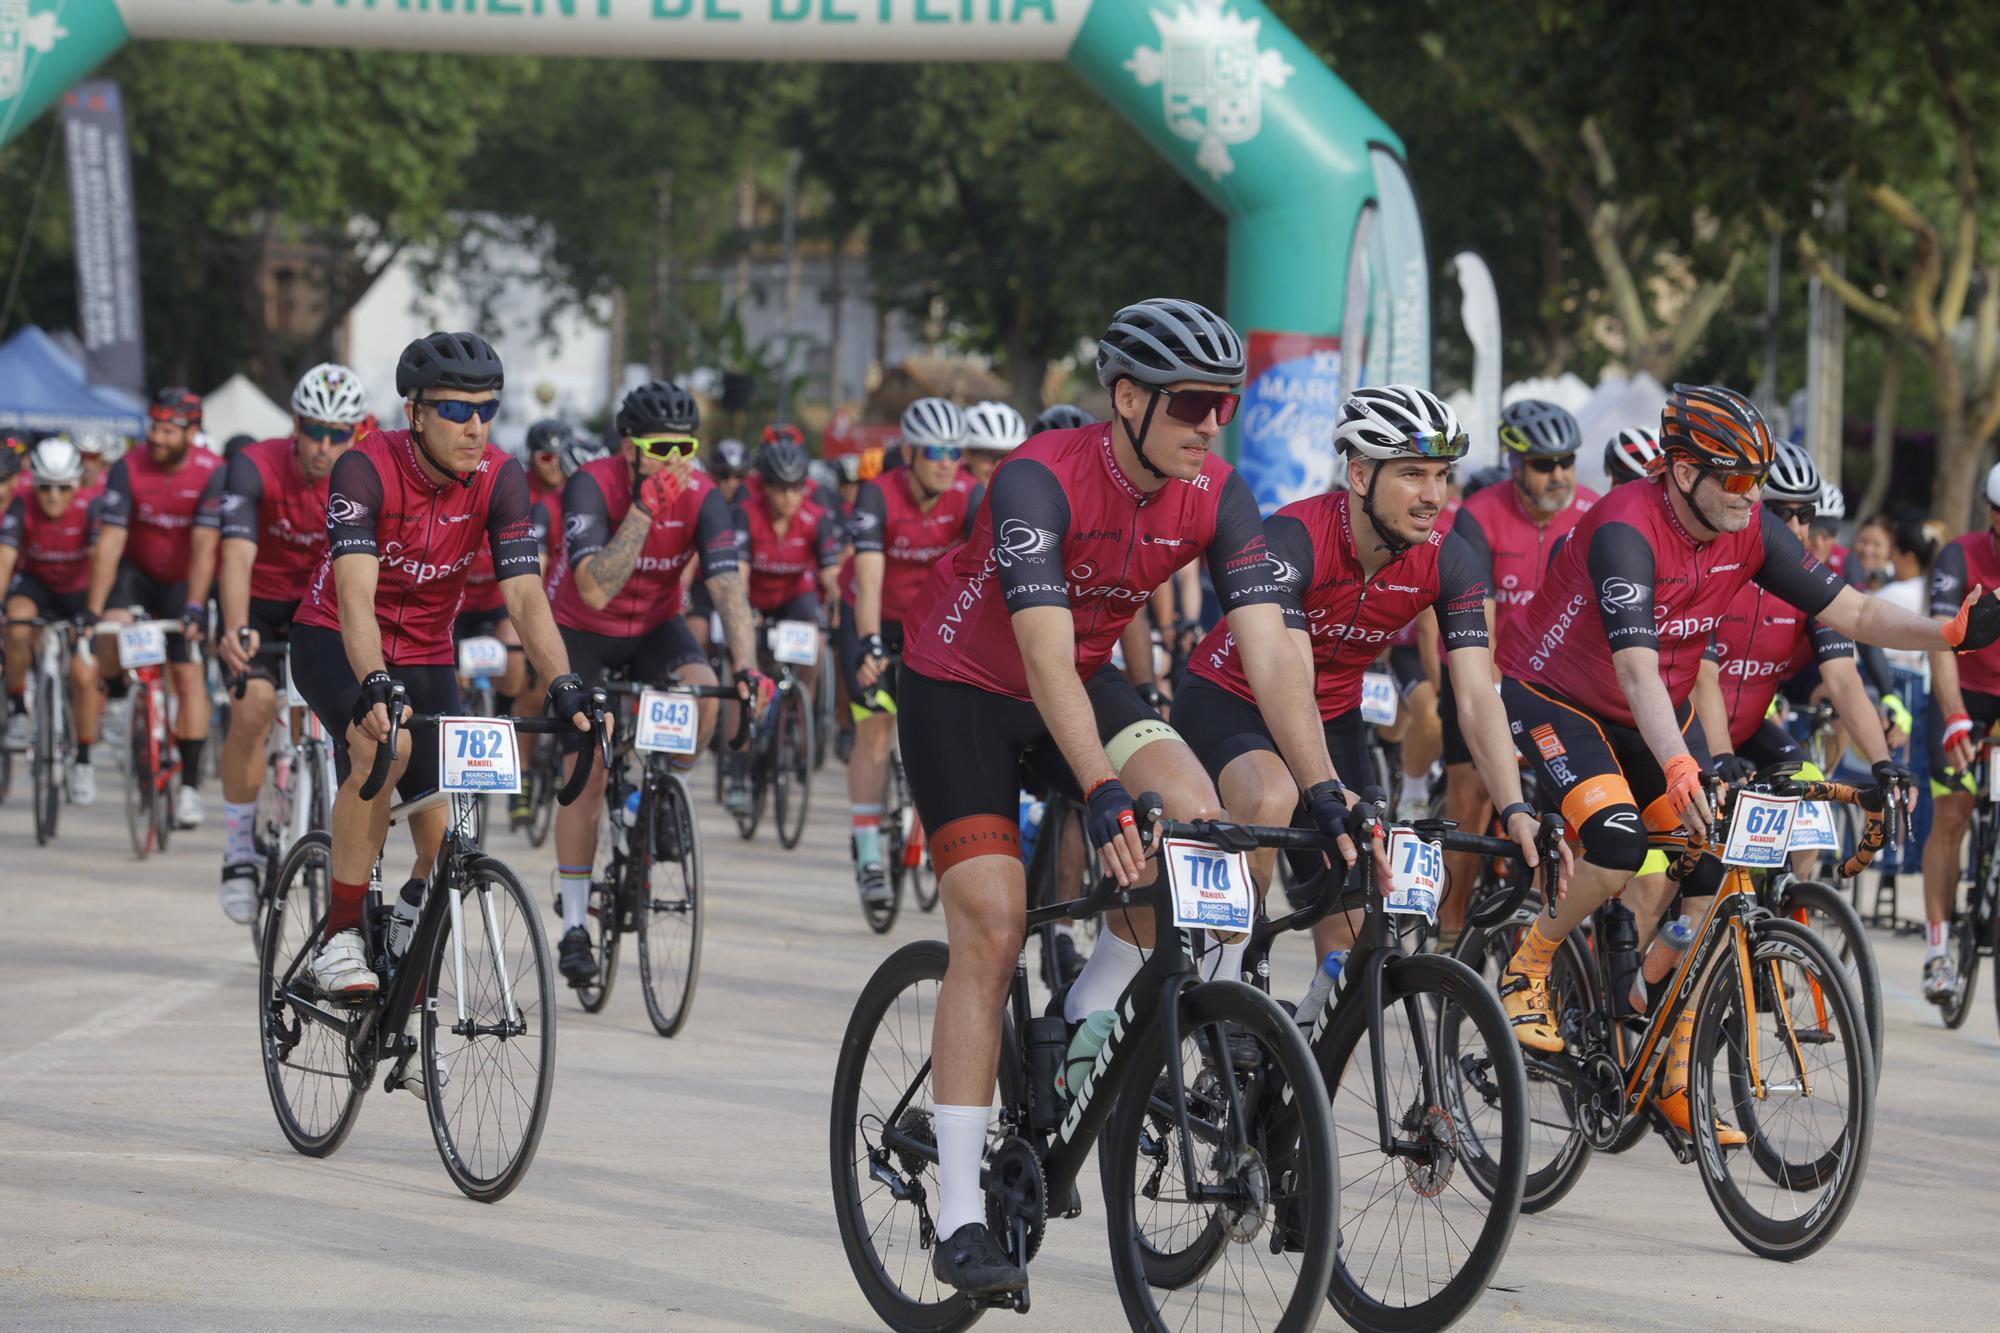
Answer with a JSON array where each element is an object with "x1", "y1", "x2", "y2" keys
[
  {"x1": 558, "y1": 926, "x2": 599, "y2": 986},
  {"x1": 931, "y1": 1222, "x2": 1027, "y2": 1297},
  {"x1": 507, "y1": 791, "x2": 533, "y2": 829},
  {"x1": 835, "y1": 726, "x2": 855, "y2": 764}
]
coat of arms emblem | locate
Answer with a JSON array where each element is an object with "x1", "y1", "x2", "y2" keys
[{"x1": 1124, "y1": 0, "x2": 1296, "y2": 182}]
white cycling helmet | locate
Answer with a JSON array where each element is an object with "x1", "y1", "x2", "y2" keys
[
  {"x1": 1764, "y1": 440, "x2": 1821, "y2": 503},
  {"x1": 1332, "y1": 385, "x2": 1469, "y2": 461},
  {"x1": 963, "y1": 401, "x2": 1028, "y2": 454},
  {"x1": 1602, "y1": 426, "x2": 1663, "y2": 484},
  {"x1": 1816, "y1": 479, "x2": 1846, "y2": 522},
  {"x1": 73, "y1": 430, "x2": 116, "y2": 459},
  {"x1": 28, "y1": 435, "x2": 85, "y2": 486},
  {"x1": 901, "y1": 397, "x2": 967, "y2": 450},
  {"x1": 292, "y1": 361, "x2": 370, "y2": 425},
  {"x1": 1986, "y1": 463, "x2": 2000, "y2": 511}
]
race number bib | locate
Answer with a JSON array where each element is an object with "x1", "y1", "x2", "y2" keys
[
  {"x1": 457, "y1": 635, "x2": 509, "y2": 677},
  {"x1": 771, "y1": 619, "x2": 820, "y2": 666},
  {"x1": 1384, "y1": 829, "x2": 1443, "y2": 923},
  {"x1": 1163, "y1": 837, "x2": 1253, "y2": 934},
  {"x1": 635, "y1": 688, "x2": 699, "y2": 755},
  {"x1": 1360, "y1": 672, "x2": 1398, "y2": 727},
  {"x1": 1721, "y1": 790, "x2": 1798, "y2": 867},
  {"x1": 1788, "y1": 800, "x2": 1839, "y2": 853},
  {"x1": 437, "y1": 716, "x2": 521, "y2": 794},
  {"x1": 118, "y1": 622, "x2": 167, "y2": 669}
]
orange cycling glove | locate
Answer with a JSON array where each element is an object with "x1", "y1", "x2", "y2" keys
[{"x1": 1663, "y1": 753, "x2": 1705, "y2": 821}]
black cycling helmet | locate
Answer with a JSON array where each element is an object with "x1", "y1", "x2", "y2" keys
[
  {"x1": 149, "y1": 386, "x2": 203, "y2": 424},
  {"x1": 756, "y1": 439, "x2": 810, "y2": 486},
  {"x1": 709, "y1": 437, "x2": 750, "y2": 479},
  {"x1": 1498, "y1": 399, "x2": 1581, "y2": 459},
  {"x1": 395, "y1": 331, "x2": 504, "y2": 398},
  {"x1": 833, "y1": 453, "x2": 865, "y2": 485},
  {"x1": 616, "y1": 380, "x2": 699, "y2": 437},
  {"x1": 525, "y1": 419, "x2": 579, "y2": 457},
  {"x1": 1033, "y1": 403, "x2": 1094, "y2": 433}
]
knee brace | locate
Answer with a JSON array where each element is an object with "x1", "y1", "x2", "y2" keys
[{"x1": 1579, "y1": 804, "x2": 1649, "y2": 875}]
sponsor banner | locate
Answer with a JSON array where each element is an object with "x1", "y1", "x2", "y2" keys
[
  {"x1": 61, "y1": 79, "x2": 145, "y2": 393},
  {"x1": 1235, "y1": 329, "x2": 1340, "y2": 512}
]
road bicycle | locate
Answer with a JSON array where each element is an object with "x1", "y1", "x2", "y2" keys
[
  {"x1": 1235, "y1": 796, "x2": 1557, "y2": 1332},
  {"x1": 568, "y1": 675, "x2": 738, "y2": 1037},
  {"x1": 256, "y1": 689, "x2": 604, "y2": 1202},
  {"x1": 831, "y1": 793, "x2": 1339, "y2": 1331},
  {"x1": 1935, "y1": 736, "x2": 2000, "y2": 1030},
  {"x1": 237, "y1": 635, "x2": 340, "y2": 950},
  {"x1": 6, "y1": 617, "x2": 82, "y2": 844},
  {"x1": 729, "y1": 618, "x2": 816, "y2": 849},
  {"x1": 455, "y1": 632, "x2": 514, "y2": 846},
  {"x1": 1452, "y1": 772, "x2": 1880, "y2": 1260},
  {"x1": 109, "y1": 617, "x2": 186, "y2": 859}
]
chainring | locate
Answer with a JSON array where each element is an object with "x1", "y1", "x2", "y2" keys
[
  {"x1": 1576, "y1": 1051, "x2": 1628, "y2": 1151},
  {"x1": 984, "y1": 1135, "x2": 1048, "y2": 1265}
]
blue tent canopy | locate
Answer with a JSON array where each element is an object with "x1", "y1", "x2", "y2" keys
[{"x1": 0, "y1": 326, "x2": 144, "y2": 437}]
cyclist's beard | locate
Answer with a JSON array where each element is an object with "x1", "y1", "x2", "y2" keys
[{"x1": 1518, "y1": 476, "x2": 1569, "y2": 515}]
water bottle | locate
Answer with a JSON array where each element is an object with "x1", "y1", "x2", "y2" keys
[
  {"x1": 1060, "y1": 1009, "x2": 1119, "y2": 1098},
  {"x1": 1630, "y1": 915, "x2": 1696, "y2": 1014},
  {"x1": 388, "y1": 878, "x2": 425, "y2": 961},
  {"x1": 1018, "y1": 794, "x2": 1045, "y2": 866},
  {"x1": 1024, "y1": 1016, "x2": 1068, "y2": 1131},
  {"x1": 1295, "y1": 951, "x2": 1348, "y2": 1027},
  {"x1": 615, "y1": 789, "x2": 641, "y2": 854}
]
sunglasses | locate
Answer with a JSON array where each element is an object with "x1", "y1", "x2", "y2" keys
[
  {"x1": 1155, "y1": 386, "x2": 1242, "y2": 427},
  {"x1": 1524, "y1": 454, "x2": 1576, "y2": 474},
  {"x1": 1700, "y1": 466, "x2": 1768, "y2": 496},
  {"x1": 1770, "y1": 502, "x2": 1817, "y2": 524},
  {"x1": 298, "y1": 421, "x2": 356, "y2": 444},
  {"x1": 916, "y1": 445, "x2": 962, "y2": 463},
  {"x1": 36, "y1": 483, "x2": 75, "y2": 494},
  {"x1": 416, "y1": 397, "x2": 500, "y2": 425},
  {"x1": 632, "y1": 434, "x2": 699, "y2": 461}
]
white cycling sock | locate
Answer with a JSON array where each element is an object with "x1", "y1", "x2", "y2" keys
[
  {"x1": 1064, "y1": 928, "x2": 1144, "y2": 1024},
  {"x1": 223, "y1": 800, "x2": 257, "y2": 864},
  {"x1": 1399, "y1": 772, "x2": 1428, "y2": 812},
  {"x1": 1924, "y1": 920, "x2": 1950, "y2": 962},
  {"x1": 932, "y1": 1103, "x2": 990, "y2": 1238},
  {"x1": 1201, "y1": 935, "x2": 1249, "y2": 985},
  {"x1": 558, "y1": 867, "x2": 591, "y2": 931}
]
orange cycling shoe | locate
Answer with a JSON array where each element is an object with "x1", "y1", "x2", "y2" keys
[{"x1": 1656, "y1": 1086, "x2": 1747, "y2": 1148}]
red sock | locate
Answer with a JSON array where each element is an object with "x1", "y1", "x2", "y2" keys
[{"x1": 325, "y1": 879, "x2": 369, "y2": 941}]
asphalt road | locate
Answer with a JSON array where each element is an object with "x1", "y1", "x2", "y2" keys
[{"x1": 4, "y1": 754, "x2": 2000, "y2": 1331}]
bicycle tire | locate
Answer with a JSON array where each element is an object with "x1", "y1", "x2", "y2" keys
[
  {"x1": 829, "y1": 939, "x2": 981, "y2": 1333},
  {"x1": 1319, "y1": 954, "x2": 1526, "y2": 1331},
  {"x1": 33, "y1": 667, "x2": 58, "y2": 844},
  {"x1": 257, "y1": 832, "x2": 365, "y2": 1157},
  {"x1": 574, "y1": 873, "x2": 621, "y2": 1013},
  {"x1": 422, "y1": 853, "x2": 558, "y2": 1203},
  {"x1": 0, "y1": 739, "x2": 11, "y2": 804},
  {"x1": 871, "y1": 766, "x2": 906, "y2": 935},
  {"x1": 1102, "y1": 978, "x2": 1339, "y2": 1333},
  {"x1": 525, "y1": 747, "x2": 558, "y2": 848},
  {"x1": 638, "y1": 770, "x2": 704, "y2": 1037},
  {"x1": 1779, "y1": 879, "x2": 1884, "y2": 1077},
  {"x1": 775, "y1": 683, "x2": 812, "y2": 850},
  {"x1": 1691, "y1": 918, "x2": 1873, "y2": 1261},
  {"x1": 124, "y1": 687, "x2": 155, "y2": 858},
  {"x1": 1940, "y1": 868, "x2": 1986, "y2": 1030},
  {"x1": 155, "y1": 756, "x2": 176, "y2": 851}
]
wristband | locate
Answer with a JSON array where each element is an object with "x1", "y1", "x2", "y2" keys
[
  {"x1": 1496, "y1": 801, "x2": 1536, "y2": 829},
  {"x1": 1942, "y1": 712, "x2": 1974, "y2": 749}
]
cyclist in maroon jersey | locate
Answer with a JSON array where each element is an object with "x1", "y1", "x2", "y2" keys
[
  {"x1": 682, "y1": 436, "x2": 750, "y2": 654},
  {"x1": 961, "y1": 400, "x2": 1027, "y2": 488},
  {"x1": 837, "y1": 428, "x2": 980, "y2": 909},
  {"x1": 1177, "y1": 386, "x2": 1560, "y2": 981},
  {"x1": 1917, "y1": 463, "x2": 2000, "y2": 1001},
  {"x1": 1492, "y1": 384, "x2": 2000, "y2": 1134},
  {"x1": 1, "y1": 438, "x2": 104, "y2": 802},
  {"x1": 87, "y1": 386, "x2": 227, "y2": 829},
  {"x1": 502, "y1": 418, "x2": 589, "y2": 829},
  {"x1": 899, "y1": 298, "x2": 1350, "y2": 1295},
  {"x1": 1435, "y1": 398, "x2": 1598, "y2": 941},
  {"x1": 288, "y1": 333, "x2": 597, "y2": 1021},
  {"x1": 545, "y1": 380, "x2": 766, "y2": 985},
  {"x1": 207, "y1": 364, "x2": 367, "y2": 925}
]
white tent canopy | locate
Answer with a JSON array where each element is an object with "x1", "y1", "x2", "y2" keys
[{"x1": 203, "y1": 374, "x2": 291, "y2": 445}]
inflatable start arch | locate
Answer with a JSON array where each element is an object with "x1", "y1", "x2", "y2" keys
[{"x1": 0, "y1": 0, "x2": 1429, "y2": 509}]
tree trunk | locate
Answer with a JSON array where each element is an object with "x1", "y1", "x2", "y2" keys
[
  {"x1": 1932, "y1": 349, "x2": 1980, "y2": 537},
  {"x1": 1858, "y1": 340, "x2": 1901, "y2": 523},
  {"x1": 827, "y1": 231, "x2": 847, "y2": 406},
  {"x1": 650, "y1": 170, "x2": 674, "y2": 378}
]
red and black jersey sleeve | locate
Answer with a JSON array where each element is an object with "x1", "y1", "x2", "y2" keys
[
  {"x1": 1263, "y1": 512, "x2": 1314, "y2": 630},
  {"x1": 325, "y1": 450, "x2": 385, "y2": 558},
  {"x1": 1750, "y1": 507, "x2": 1842, "y2": 617},
  {"x1": 849, "y1": 482, "x2": 889, "y2": 557},
  {"x1": 990, "y1": 458, "x2": 1073, "y2": 614},
  {"x1": 485, "y1": 457, "x2": 542, "y2": 581},
  {"x1": 96, "y1": 458, "x2": 133, "y2": 529},
  {"x1": 219, "y1": 451, "x2": 264, "y2": 545},
  {"x1": 1436, "y1": 531, "x2": 1491, "y2": 652},
  {"x1": 694, "y1": 486, "x2": 740, "y2": 575},
  {"x1": 1207, "y1": 472, "x2": 1285, "y2": 613}
]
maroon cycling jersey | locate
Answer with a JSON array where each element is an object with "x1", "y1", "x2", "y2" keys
[
  {"x1": 839, "y1": 469, "x2": 982, "y2": 620},
  {"x1": 1706, "y1": 580, "x2": 1853, "y2": 748},
  {"x1": 734, "y1": 475, "x2": 841, "y2": 613},
  {"x1": 295, "y1": 430, "x2": 539, "y2": 667},
  {"x1": 97, "y1": 446, "x2": 225, "y2": 584},
  {"x1": 1190, "y1": 491, "x2": 1489, "y2": 720},
  {"x1": 1499, "y1": 476, "x2": 1844, "y2": 727},
  {"x1": 1449, "y1": 480, "x2": 1598, "y2": 658},
  {"x1": 903, "y1": 423, "x2": 1280, "y2": 702},
  {"x1": 460, "y1": 544, "x2": 505, "y2": 614},
  {"x1": 1, "y1": 493, "x2": 96, "y2": 594},
  {"x1": 547, "y1": 455, "x2": 740, "y2": 637},
  {"x1": 217, "y1": 437, "x2": 333, "y2": 602},
  {"x1": 1930, "y1": 530, "x2": 2000, "y2": 694}
]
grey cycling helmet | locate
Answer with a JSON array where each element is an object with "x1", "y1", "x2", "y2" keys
[
  {"x1": 1764, "y1": 440, "x2": 1821, "y2": 503},
  {"x1": 1033, "y1": 404, "x2": 1093, "y2": 433},
  {"x1": 900, "y1": 397, "x2": 966, "y2": 449},
  {"x1": 757, "y1": 439, "x2": 810, "y2": 486},
  {"x1": 1094, "y1": 297, "x2": 1244, "y2": 389},
  {"x1": 1498, "y1": 398, "x2": 1581, "y2": 459}
]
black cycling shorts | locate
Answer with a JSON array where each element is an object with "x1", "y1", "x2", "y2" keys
[
  {"x1": 1735, "y1": 716, "x2": 1805, "y2": 772},
  {"x1": 1387, "y1": 645, "x2": 1429, "y2": 701},
  {"x1": 686, "y1": 578, "x2": 716, "y2": 621},
  {"x1": 898, "y1": 662, "x2": 1172, "y2": 875},
  {"x1": 453, "y1": 607, "x2": 508, "y2": 644},
  {"x1": 290, "y1": 621, "x2": 461, "y2": 800},
  {"x1": 108, "y1": 565, "x2": 196, "y2": 665},
  {"x1": 1929, "y1": 686, "x2": 2000, "y2": 794},
  {"x1": 6, "y1": 572, "x2": 88, "y2": 623},
  {"x1": 834, "y1": 607, "x2": 903, "y2": 716},
  {"x1": 1174, "y1": 674, "x2": 1373, "y2": 792},
  {"x1": 559, "y1": 617, "x2": 708, "y2": 754},
  {"x1": 237, "y1": 596, "x2": 300, "y2": 686}
]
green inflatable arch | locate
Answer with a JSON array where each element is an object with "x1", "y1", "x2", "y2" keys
[{"x1": 0, "y1": 0, "x2": 1428, "y2": 509}]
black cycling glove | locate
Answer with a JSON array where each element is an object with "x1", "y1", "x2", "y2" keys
[
  {"x1": 1085, "y1": 777, "x2": 1138, "y2": 852},
  {"x1": 1302, "y1": 780, "x2": 1350, "y2": 845},
  {"x1": 350, "y1": 670, "x2": 400, "y2": 728},
  {"x1": 1135, "y1": 682, "x2": 1167, "y2": 712},
  {"x1": 545, "y1": 672, "x2": 590, "y2": 722},
  {"x1": 1711, "y1": 753, "x2": 1757, "y2": 786}
]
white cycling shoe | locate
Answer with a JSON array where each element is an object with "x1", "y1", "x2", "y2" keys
[
  {"x1": 4, "y1": 711, "x2": 28, "y2": 750},
  {"x1": 175, "y1": 785, "x2": 205, "y2": 829},
  {"x1": 398, "y1": 1013, "x2": 450, "y2": 1102},
  {"x1": 69, "y1": 762, "x2": 96, "y2": 806},
  {"x1": 309, "y1": 929, "x2": 379, "y2": 1002},
  {"x1": 219, "y1": 863, "x2": 259, "y2": 926}
]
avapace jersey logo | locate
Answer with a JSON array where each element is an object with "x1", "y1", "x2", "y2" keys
[
  {"x1": 995, "y1": 518, "x2": 1059, "y2": 569},
  {"x1": 1599, "y1": 577, "x2": 1649, "y2": 614},
  {"x1": 327, "y1": 496, "x2": 369, "y2": 526}
]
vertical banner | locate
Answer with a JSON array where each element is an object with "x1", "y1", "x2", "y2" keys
[
  {"x1": 1238, "y1": 330, "x2": 1342, "y2": 508},
  {"x1": 1451, "y1": 251, "x2": 1502, "y2": 471},
  {"x1": 61, "y1": 78, "x2": 144, "y2": 393}
]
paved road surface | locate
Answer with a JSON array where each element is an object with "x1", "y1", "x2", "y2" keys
[{"x1": 4, "y1": 757, "x2": 1999, "y2": 1330}]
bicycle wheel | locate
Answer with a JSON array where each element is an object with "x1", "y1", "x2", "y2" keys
[
  {"x1": 1451, "y1": 911, "x2": 1599, "y2": 1211},
  {"x1": 422, "y1": 853, "x2": 558, "y2": 1203},
  {"x1": 32, "y1": 667, "x2": 58, "y2": 844},
  {"x1": 575, "y1": 873, "x2": 622, "y2": 1014},
  {"x1": 525, "y1": 747, "x2": 557, "y2": 848},
  {"x1": 1319, "y1": 954, "x2": 1526, "y2": 1331},
  {"x1": 1940, "y1": 872, "x2": 1986, "y2": 1030},
  {"x1": 903, "y1": 761, "x2": 938, "y2": 913},
  {"x1": 155, "y1": 757, "x2": 176, "y2": 851},
  {"x1": 637, "y1": 770, "x2": 704, "y2": 1037},
  {"x1": 870, "y1": 763, "x2": 906, "y2": 934},
  {"x1": 1779, "y1": 879, "x2": 1884, "y2": 1077},
  {"x1": 829, "y1": 939, "x2": 979, "y2": 1333},
  {"x1": 257, "y1": 833, "x2": 364, "y2": 1157},
  {"x1": 124, "y1": 687, "x2": 156, "y2": 858},
  {"x1": 1102, "y1": 979, "x2": 1339, "y2": 1333},
  {"x1": 1691, "y1": 918, "x2": 1873, "y2": 1261},
  {"x1": 774, "y1": 683, "x2": 812, "y2": 850}
]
